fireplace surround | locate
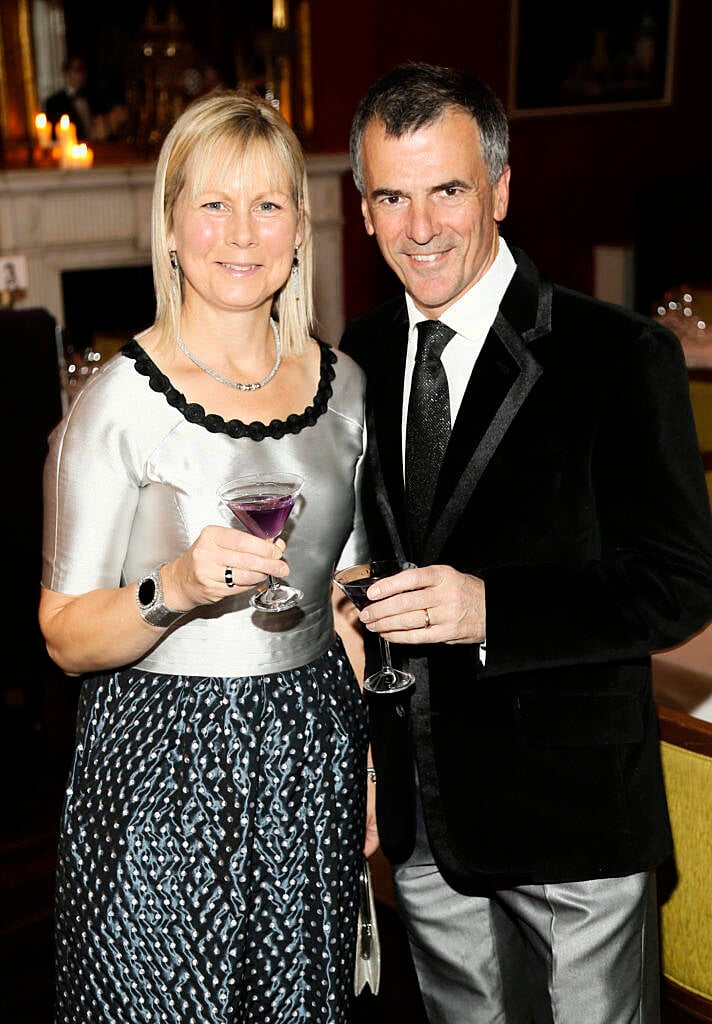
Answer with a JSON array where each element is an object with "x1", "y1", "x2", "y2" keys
[{"x1": 0, "y1": 153, "x2": 349, "y2": 348}]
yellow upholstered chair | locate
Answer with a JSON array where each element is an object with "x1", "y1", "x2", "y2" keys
[{"x1": 657, "y1": 703, "x2": 712, "y2": 1021}]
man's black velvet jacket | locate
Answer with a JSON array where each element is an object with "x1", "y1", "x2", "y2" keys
[{"x1": 340, "y1": 244, "x2": 712, "y2": 894}]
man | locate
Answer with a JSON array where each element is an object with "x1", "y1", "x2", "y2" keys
[
  {"x1": 340, "y1": 63, "x2": 712, "y2": 1023},
  {"x1": 44, "y1": 55, "x2": 93, "y2": 141}
]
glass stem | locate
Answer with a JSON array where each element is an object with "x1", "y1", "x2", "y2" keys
[
  {"x1": 379, "y1": 636, "x2": 395, "y2": 677},
  {"x1": 267, "y1": 574, "x2": 279, "y2": 591}
]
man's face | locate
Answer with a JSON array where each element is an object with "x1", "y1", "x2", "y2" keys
[
  {"x1": 360, "y1": 108, "x2": 510, "y2": 318},
  {"x1": 66, "y1": 59, "x2": 87, "y2": 92}
]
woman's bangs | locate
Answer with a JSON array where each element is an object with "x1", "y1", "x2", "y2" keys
[{"x1": 185, "y1": 133, "x2": 297, "y2": 204}]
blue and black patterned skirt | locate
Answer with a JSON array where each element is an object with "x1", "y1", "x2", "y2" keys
[{"x1": 54, "y1": 638, "x2": 368, "y2": 1023}]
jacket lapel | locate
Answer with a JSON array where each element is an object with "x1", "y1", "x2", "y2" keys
[
  {"x1": 365, "y1": 246, "x2": 553, "y2": 567},
  {"x1": 423, "y1": 252, "x2": 552, "y2": 564}
]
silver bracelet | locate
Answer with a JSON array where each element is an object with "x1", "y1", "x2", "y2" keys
[
  {"x1": 366, "y1": 766, "x2": 377, "y2": 783},
  {"x1": 136, "y1": 564, "x2": 187, "y2": 628}
]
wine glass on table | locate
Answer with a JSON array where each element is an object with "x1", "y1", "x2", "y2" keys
[
  {"x1": 219, "y1": 472, "x2": 304, "y2": 613},
  {"x1": 333, "y1": 559, "x2": 416, "y2": 694}
]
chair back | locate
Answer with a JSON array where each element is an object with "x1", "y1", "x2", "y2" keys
[
  {"x1": 688, "y1": 369, "x2": 712, "y2": 508},
  {"x1": 657, "y1": 703, "x2": 712, "y2": 1021}
]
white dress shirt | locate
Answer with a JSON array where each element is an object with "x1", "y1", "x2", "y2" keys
[
  {"x1": 402, "y1": 236, "x2": 517, "y2": 459},
  {"x1": 402, "y1": 236, "x2": 517, "y2": 661}
]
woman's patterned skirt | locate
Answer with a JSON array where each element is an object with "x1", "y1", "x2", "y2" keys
[{"x1": 54, "y1": 638, "x2": 368, "y2": 1023}]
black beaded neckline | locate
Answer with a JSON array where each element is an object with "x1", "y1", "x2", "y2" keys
[{"x1": 121, "y1": 337, "x2": 336, "y2": 441}]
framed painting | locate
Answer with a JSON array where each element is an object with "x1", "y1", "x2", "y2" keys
[{"x1": 508, "y1": 0, "x2": 678, "y2": 116}]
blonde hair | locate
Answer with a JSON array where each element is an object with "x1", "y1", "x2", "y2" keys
[{"x1": 150, "y1": 89, "x2": 314, "y2": 355}]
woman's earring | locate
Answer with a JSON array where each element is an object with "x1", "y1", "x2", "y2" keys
[
  {"x1": 292, "y1": 248, "x2": 300, "y2": 302},
  {"x1": 169, "y1": 250, "x2": 180, "y2": 298}
]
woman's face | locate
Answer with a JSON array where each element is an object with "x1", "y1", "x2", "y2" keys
[{"x1": 169, "y1": 148, "x2": 302, "y2": 319}]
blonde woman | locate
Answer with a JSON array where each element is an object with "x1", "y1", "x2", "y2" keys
[{"x1": 40, "y1": 90, "x2": 375, "y2": 1023}]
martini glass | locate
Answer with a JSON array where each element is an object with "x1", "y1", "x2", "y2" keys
[
  {"x1": 333, "y1": 559, "x2": 416, "y2": 694},
  {"x1": 219, "y1": 472, "x2": 304, "y2": 612}
]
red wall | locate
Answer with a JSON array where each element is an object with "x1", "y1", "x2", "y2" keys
[{"x1": 305, "y1": 0, "x2": 712, "y2": 330}]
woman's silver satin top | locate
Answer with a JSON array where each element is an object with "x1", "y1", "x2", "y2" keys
[{"x1": 42, "y1": 340, "x2": 368, "y2": 676}]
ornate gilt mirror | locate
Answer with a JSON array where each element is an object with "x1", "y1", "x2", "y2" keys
[{"x1": 0, "y1": 0, "x2": 313, "y2": 166}]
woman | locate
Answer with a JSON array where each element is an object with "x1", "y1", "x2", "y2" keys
[{"x1": 40, "y1": 90, "x2": 375, "y2": 1023}]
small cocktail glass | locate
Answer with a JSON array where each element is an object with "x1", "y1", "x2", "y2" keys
[
  {"x1": 219, "y1": 472, "x2": 304, "y2": 612},
  {"x1": 333, "y1": 559, "x2": 416, "y2": 694}
]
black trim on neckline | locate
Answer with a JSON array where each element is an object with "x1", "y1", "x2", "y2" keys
[{"x1": 121, "y1": 338, "x2": 336, "y2": 441}]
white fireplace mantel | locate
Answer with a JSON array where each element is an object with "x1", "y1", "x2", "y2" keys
[{"x1": 0, "y1": 153, "x2": 350, "y2": 345}]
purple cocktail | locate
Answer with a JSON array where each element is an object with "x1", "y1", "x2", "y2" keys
[
  {"x1": 219, "y1": 473, "x2": 304, "y2": 612},
  {"x1": 226, "y1": 493, "x2": 296, "y2": 541},
  {"x1": 337, "y1": 575, "x2": 392, "y2": 611}
]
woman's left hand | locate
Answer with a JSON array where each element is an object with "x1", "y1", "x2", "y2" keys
[{"x1": 364, "y1": 771, "x2": 379, "y2": 857}]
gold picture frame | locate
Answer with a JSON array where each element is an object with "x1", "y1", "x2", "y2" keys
[{"x1": 508, "y1": 0, "x2": 678, "y2": 117}]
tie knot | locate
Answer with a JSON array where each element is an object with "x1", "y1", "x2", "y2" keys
[{"x1": 415, "y1": 320, "x2": 455, "y2": 363}]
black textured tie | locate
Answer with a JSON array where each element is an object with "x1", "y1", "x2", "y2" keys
[{"x1": 405, "y1": 320, "x2": 455, "y2": 560}]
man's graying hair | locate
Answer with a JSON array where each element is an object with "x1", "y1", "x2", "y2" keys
[{"x1": 349, "y1": 62, "x2": 510, "y2": 194}]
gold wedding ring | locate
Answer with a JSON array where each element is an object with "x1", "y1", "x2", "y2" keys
[{"x1": 424, "y1": 607, "x2": 431, "y2": 628}]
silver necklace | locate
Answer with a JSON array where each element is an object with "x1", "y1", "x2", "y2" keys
[{"x1": 176, "y1": 318, "x2": 282, "y2": 391}]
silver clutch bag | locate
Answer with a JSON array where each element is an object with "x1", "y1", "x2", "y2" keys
[{"x1": 354, "y1": 854, "x2": 381, "y2": 995}]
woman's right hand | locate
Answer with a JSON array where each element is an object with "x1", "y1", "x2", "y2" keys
[
  {"x1": 39, "y1": 526, "x2": 290, "y2": 677},
  {"x1": 161, "y1": 525, "x2": 289, "y2": 611}
]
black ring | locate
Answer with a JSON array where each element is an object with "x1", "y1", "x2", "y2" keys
[{"x1": 224, "y1": 566, "x2": 235, "y2": 588}]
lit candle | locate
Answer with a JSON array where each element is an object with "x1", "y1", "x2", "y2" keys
[
  {"x1": 74, "y1": 143, "x2": 94, "y2": 168},
  {"x1": 59, "y1": 140, "x2": 75, "y2": 169},
  {"x1": 57, "y1": 115, "x2": 78, "y2": 168},
  {"x1": 34, "y1": 112, "x2": 52, "y2": 149},
  {"x1": 63, "y1": 142, "x2": 94, "y2": 169},
  {"x1": 56, "y1": 114, "x2": 77, "y2": 147}
]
